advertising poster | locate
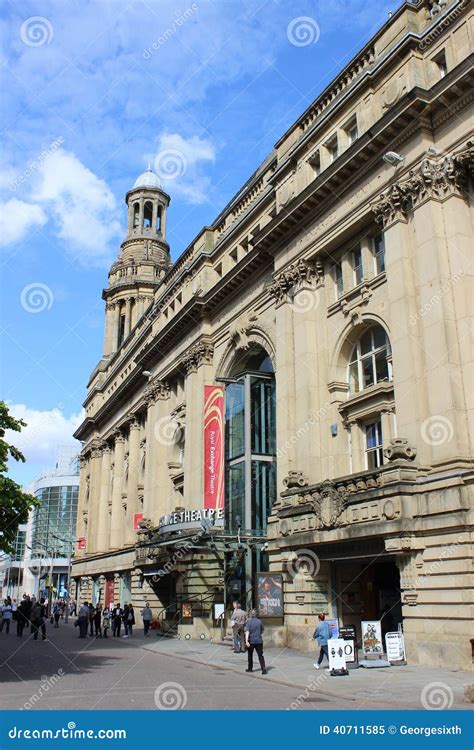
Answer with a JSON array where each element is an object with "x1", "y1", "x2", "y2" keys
[
  {"x1": 256, "y1": 573, "x2": 283, "y2": 617},
  {"x1": 385, "y1": 631, "x2": 405, "y2": 662},
  {"x1": 361, "y1": 620, "x2": 383, "y2": 654},
  {"x1": 203, "y1": 385, "x2": 224, "y2": 512},
  {"x1": 327, "y1": 618, "x2": 339, "y2": 639},
  {"x1": 133, "y1": 513, "x2": 143, "y2": 530},
  {"x1": 328, "y1": 638, "x2": 347, "y2": 672}
]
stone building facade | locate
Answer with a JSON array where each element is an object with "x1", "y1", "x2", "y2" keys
[{"x1": 73, "y1": 0, "x2": 473, "y2": 669}]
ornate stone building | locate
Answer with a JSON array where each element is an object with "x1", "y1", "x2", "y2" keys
[{"x1": 73, "y1": 0, "x2": 473, "y2": 669}]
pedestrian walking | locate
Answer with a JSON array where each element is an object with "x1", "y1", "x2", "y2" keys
[
  {"x1": 102, "y1": 606, "x2": 111, "y2": 638},
  {"x1": 244, "y1": 609, "x2": 267, "y2": 674},
  {"x1": 53, "y1": 602, "x2": 61, "y2": 628},
  {"x1": 313, "y1": 612, "x2": 332, "y2": 670},
  {"x1": 141, "y1": 602, "x2": 152, "y2": 636},
  {"x1": 77, "y1": 602, "x2": 89, "y2": 638},
  {"x1": 16, "y1": 597, "x2": 29, "y2": 637},
  {"x1": 12, "y1": 599, "x2": 18, "y2": 621},
  {"x1": 94, "y1": 604, "x2": 102, "y2": 638},
  {"x1": 127, "y1": 604, "x2": 135, "y2": 636},
  {"x1": 112, "y1": 604, "x2": 122, "y2": 637},
  {"x1": 0, "y1": 599, "x2": 13, "y2": 634},
  {"x1": 31, "y1": 599, "x2": 47, "y2": 641}
]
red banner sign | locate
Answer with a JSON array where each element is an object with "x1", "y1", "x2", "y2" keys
[
  {"x1": 204, "y1": 385, "x2": 224, "y2": 510},
  {"x1": 77, "y1": 537, "x2": 86, "y2": 550},
  {"x1": 133, "y1": 513, "x2": 144, "y2": 531}
]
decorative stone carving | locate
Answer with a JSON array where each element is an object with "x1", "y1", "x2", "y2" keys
[
  {"x1": 112, "y1": 430, "x2": 125, "y2": 444},
  {"x1": 128, "y1": 416, "x2": 140, "y2": 431},
  {"x1": 144, "y1": 379, "x2": 170, "y2": 404},
  {"x1": 384, "y1": 438, "x2": 417, "y2": 462},
  {"x1": 372, "y1": 142, "x2": 473, "y2": 228},
  {"x1": 181, "y1": 340, "x2": 213, "y2": 374},
  {"x1": 229, "y1": 313, "x2": 259, "y2": 350},
  {"x1": 310, "y1": 479, "x2": 348, "y2": 529},
  {"x1": 90, "y1": 439, "x2": 103, "y2": 459},
  {"x1": 283, "y1": 470, "x2": 309, "y2": 489},
  {"x1": 269, "y1": 258, "x2": 324, "y2": 306}
]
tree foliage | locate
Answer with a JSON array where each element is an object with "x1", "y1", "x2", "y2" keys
[{"x1": 0, "y1": 401, "x2": 38, "y2": 555}]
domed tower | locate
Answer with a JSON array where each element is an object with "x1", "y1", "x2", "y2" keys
[{"x1": 102, "y1": 166, "x2": 172, "y2": 356}]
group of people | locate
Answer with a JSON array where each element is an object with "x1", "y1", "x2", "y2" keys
[
  {"x1": 230, "y1": 603, "x2": 334, "y2": 674},
  {"x1": 0, "y1": 594, "x2": 49, "y2": 640},
  {"x1": 75, "y1": 601, "x2": 153, "y2": 639}
]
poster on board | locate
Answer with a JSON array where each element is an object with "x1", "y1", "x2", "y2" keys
[
  {"x1": 256, "y1": 573, "x2": 283, "y2": 617},
  {"x1": 361, "y1": 620, "x2": 383, "y2": 654}
]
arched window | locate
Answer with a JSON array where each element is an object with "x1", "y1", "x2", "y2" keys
[
  {"x1": 348, "y1": 326, "x2": 391, "y2": 395},
  {"x1": 133, "y1": 202, "x2": 140, "y2": 229},
  {"x1": 143, "y1": 201, "x2": 153, "y2": 228}
]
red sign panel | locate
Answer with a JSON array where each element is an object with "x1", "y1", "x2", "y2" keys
[
  {"x1": 105, "y1": 579, "x2": 115, "y2": 608},
  {"x1": 204, "y1": 385, "x2": 224, "y2": 510},
  {"x1": 77, "y1": 537, "x2": 86, "y2": 550},
  {"x1": 133, "y1": 513, "x2": 144, "y2": 531}
]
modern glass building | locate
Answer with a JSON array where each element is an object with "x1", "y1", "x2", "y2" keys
[{"x1": 28, "y1": 447, "x2": 80, "y2": 598}]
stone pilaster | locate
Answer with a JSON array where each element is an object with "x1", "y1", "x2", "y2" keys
[
  {"x1": 124, "y1": 416, "x2": 141, "y2": 545},
  {"x1": 110, "y1": 431, "x2": 125, "y2": 550},
  {"x1": 96, "y1": 443, "x2": 112, "y2": 553},
  {"x1": 87, "y1": 440, "x2": 103, "y2": 555},
  {"x1": 143, "y1": 379, "x2": 171, "y2": 523}
]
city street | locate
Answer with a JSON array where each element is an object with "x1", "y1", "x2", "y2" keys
[{"x1": 0, "y1": 622, "x2": 470, "y2": 711}]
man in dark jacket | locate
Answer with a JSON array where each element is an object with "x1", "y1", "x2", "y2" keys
[
  {"x1": 31, "y1": 598, "x2": 46, "y2": 641},
  {"x1": 112, "y1": 604, "x2": 122, "y2": 637},
  {"x1": 244, "y1": 609, "x2": 267, "y2": 674}
]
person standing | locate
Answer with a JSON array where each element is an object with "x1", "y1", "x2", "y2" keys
[
  {"x1": 94, "y1": 604, "x2": 102, "y2": 638},
  {"x1": 102, "y1": 606, "x2": 111, "y2": 638},
  {"x1": 141, "y1": 602, "x2": 152, "y2": 636},
  {"x1": 230, "y1": 600, "x2": 247, "y2": 653},
  {"x1": 244, "y1": 609, "x2": 267, "y2": 674},
  {"x1": 313, "y1": 612, "x2": 332, "y2": 670},
  {"x1": 77, "y1": 601, "x2": 89, "y2": 639},
  {"x1": 112, "y1": 604, "x2": 122, "y2": 637},
  {"x1": 127, "y1": 604, "x2": 135, "y2": 636},
  {"x1": 0, "y1": 599, "x2": 12, "y2": 634},
  {"x1": 88, "y1": 603, "x2": 95, "y2": 637},
  {"x1": 16, "y1": 597, "x2": 28, "y2": 638},
  {"x1": 31, "y1": 599, "x2": 47, "y2": 641},
  {"x1": 122, "y1": 603, "x2": 130, "y2": 637},
  {"x1": 53, "y1": 602, "x2": 61, "y2": 628}
]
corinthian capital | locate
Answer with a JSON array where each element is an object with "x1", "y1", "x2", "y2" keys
[
  {"x1": 269, "y1": 258, "x2": 324, "y2": 306},
  {"x1": 181, "y1": 340, "x2": 214, "y2": 374},
  {"x1": 144, "y1": 378, "x2": 170, "y2": 404}
]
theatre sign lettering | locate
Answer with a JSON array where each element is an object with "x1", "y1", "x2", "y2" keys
[{"x1": 158, "y1": 507, "x2": 224, "y2": 533}]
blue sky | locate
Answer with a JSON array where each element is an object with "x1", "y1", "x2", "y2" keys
[{"x1": 1, "y1": 0, "x2": 393, "y2": 485}]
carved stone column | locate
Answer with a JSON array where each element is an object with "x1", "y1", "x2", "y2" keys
[
  {"x1": 113, "y1": 302, "x2": 121, "y2": 352},
  {"x1": 124, "y1": 297, "x2": 132, "y2": 337},
  {"x1": 96, "y1": 443, "x2": 112, "y2": 553},
  {"x1": 124, "y1": 416, "x2": 141, "y2": 546},
  {"x1": 87, "y1": 440, "x2": 103, "y2": 555},
  {"x1": 76, "y1": 453, "x2": 90, "y2": 559},
  {"x1": 143, "y1": 379, "x2": 171, "y2": 523},
  {"x1": 181, "y1": 339, "x2": 214, "y2": 507},
  {"x1": 110, "y1": 431, "x2": 125, "y2": 550}
]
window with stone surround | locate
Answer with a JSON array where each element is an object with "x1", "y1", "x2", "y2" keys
[
  {"x1": 348, "y1": 326, "x2": 392, "y2": 395},
  {"x1": 373, "y1": 232, "x2": 385, "y2": 275},
  {"x1": 365, "y1": 418, "x2": 384, "y2": 469}
]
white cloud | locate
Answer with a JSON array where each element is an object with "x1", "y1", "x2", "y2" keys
[
  {"x1": 6, "y1": 403, "x2": 83, "y2": 469},
  {"x1": 153, "y1": 132, "x2": 216, "y2": 205},
  {"x1": 34, "y1": 149, "x2": 121, "y2": 265},
  {"x1": 0, "y1": 199, "x2": 47, "y2": 247}
]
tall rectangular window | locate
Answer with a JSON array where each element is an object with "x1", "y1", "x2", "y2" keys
[
  {"x1": 365, "y1": 419, "x2": 383, "y2": 469},
  {"x1": 373, "y1": 233, "x2": 385, "y2": 274},
  {"x1": 225, "y1": 382, "x2": 245, "y2": 460},
  {"x1": 326, "y1": 134, "x2": 338, "y2": 163},
  {"x1": 345, "y1": 115, "x2": 358, "y2": 145},
  {"x1": 352, "y1": 245, "x2": 363, "y2": 285},
  {"x1": 312, "y1": 150, "x2": 321, "y2": 176},
  {"x1": 334, "y1": 261, "x2": 343, "y2": 299}
]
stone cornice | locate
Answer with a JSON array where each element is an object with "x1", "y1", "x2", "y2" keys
[{"x1": 371, "y1": 140, "x2": 473, "y2": 228}]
